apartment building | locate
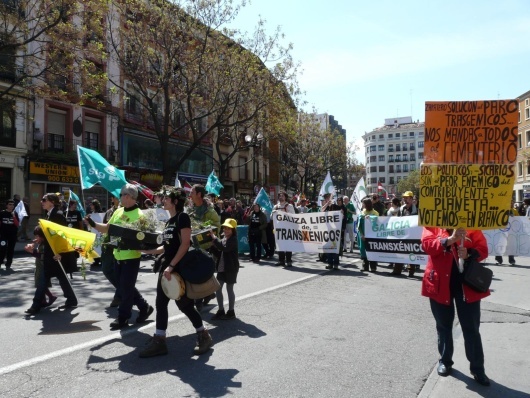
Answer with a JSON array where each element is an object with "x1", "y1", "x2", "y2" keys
[
  {"x1": 362, "y1": 116, "x2": 425, "y2": 197},
  {"x1": 515, "y1": 90, "x2": 530, "y2": 202}
]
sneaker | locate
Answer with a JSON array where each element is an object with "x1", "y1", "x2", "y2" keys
[
  {"x1": 109, "y1": 298, "x2": 121, "y2": 308},
  {"x1": 137, "y1": 305, "x2": 154, "y2": 323},
  {"x1": 221, "y1": 309, "x2": 236, "y2": 320},
  {"x1": 110, "y1": 318, "x2": 129, "y2": 329},
  {"x1": 273, "y1": 262, "x2": 285, "y2": 267},
  {"x1": 193, "y1": 330, "x2": 213, "y2": 355},
  {"x1": 25, "y1": 307, "x2": 39, "y2": 315},
  {"x1": 139, "y1": 334, "x2": 168, "y2": 358},
  {"x1": 211, "y1": 309, "x2": 226, "y2": 320}
]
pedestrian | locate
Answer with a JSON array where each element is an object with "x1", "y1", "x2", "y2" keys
[
  {"x1": 188, "y1": 184, "x2": 221, "y2": 311},
  {"x1": 357, "y1": 197, "x2": 379, "y2": 272},
  {"x1": 24, "y1": 226, "x2": 58, "y2": 307},
  {"x1": 85, "y1": 184, "x2": 153, "y2": 329},
  {"x1": 0, "y1": 199, "x2": 18, "y2": 270},
  {"x1": 66, "y1": 200, "x2": 84, "y2": 230},
  {"x1": 371, "y1": 194, "x2": 386, "y2": 217},
  {"x1": 272, "y1": 191, "x2": 295, "y2": 267},
  {"x1": 247, "y1": 204, "x2": 267, "y2": 263},
  {"x1": 421, "y1": 227, "x2": 491, "y2": 386},
  {"x1": 390, "y1": 191, "x2": 418, "y2": 277},
  {"x1": 101, "y1": 195, "x2": 121, "y2": 307},
  {"x1": 210, "y1": 218, "x2": 240, "y2": 320},
  {"x1": 138, "y1": 187, "x2": 213, "y2": 357},
  {"x1": 25, "y1": 193, "x2": 78, "y2": 315},
  {"x1": 17, "y1": 197, "x2": 31, "y2": 241},
  {"x1": 90, "y1": 199, "x2": 102, "y2": 214},
  {"x1": 325, "y1": 196, "x2": 343, "y2": 270},
  {"x1": 335, "y1": 196, "x2": 347, "y2": 256},
  {"x1": 495, "y1": 200, "x2": 516, "y2": 266},
  {"x1": 343, "y1": 196, "x2": 356, "y2": 253}
]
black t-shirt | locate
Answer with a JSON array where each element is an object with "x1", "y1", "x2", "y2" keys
[
  {"x1": 65, "y1": 210, "x2": 83, "y2": 229},
  {"x1": 0, "y1": 210, "x2": 18, "y2": 236},
  {"x1": 162, "y1": 212, "x2": 191, "y2": 262}
]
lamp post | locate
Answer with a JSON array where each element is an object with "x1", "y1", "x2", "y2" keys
[{"x1": 245, "y1": 132, "x2": 264, "y2": 190}]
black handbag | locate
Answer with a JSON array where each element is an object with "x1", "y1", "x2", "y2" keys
[
  {"x1": 463, "y1": 259, "x2": 493, "y2": 293},
  {"x1": 176, "y1": 248, "x2": 215, "y2": 284}
]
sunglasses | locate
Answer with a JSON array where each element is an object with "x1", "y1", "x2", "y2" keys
[{"x1": 41, "y1": 198, "x2": 48, "y2": 202}]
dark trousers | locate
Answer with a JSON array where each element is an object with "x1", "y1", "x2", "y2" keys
[
  {"x1": 495, "y1": 255, "x2": 515, "y2": 264},
  {"x1": 429, "y1": 293, "x2": 485, "y2": 374},
  {"x1": 265, "y1": 222, "x2": 275, "y2": 255},
  {"x1": 155, "y1": 272, "x2": 203, "y2": 331},
  {"x1": 115, "y1": 258, "x2": 149, "y2": 321},
  {"x1": 278, "y1": 251, "x2": 292, "y2": 264},
  {"x1": 0, "y1": 235, "x2": 16, "y2": 266},
  {"x1": 248, "y1": 231, "x2": 262, "y2": 260},
  {"x1": 101, "y1": 249, "x2": 120, "y2": 299},
  {"x1": 32, "y1": 261, "x2": 77, "y2": 309}
]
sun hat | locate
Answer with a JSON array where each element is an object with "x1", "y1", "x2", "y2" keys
[
  {"x1": 221, "y1": 218, "x2": 237, "y2": 229},
  {"x1": 402, "y1": 191, "x2": 414, "y2": 197}
]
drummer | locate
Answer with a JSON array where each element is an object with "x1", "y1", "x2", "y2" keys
[{"x1": 139, "y1": 186, "x2": 213, "y2": 358}]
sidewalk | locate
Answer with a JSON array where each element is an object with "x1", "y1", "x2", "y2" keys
[{"x1": 419, "y1": 255, "x2": 530, "y2": 397}]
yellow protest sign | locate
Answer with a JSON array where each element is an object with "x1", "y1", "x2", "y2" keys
[
  {"x1": 39, "y1": 219, "x2": 99, "y2": 260},
  {"x1": 421, "y1": 99, "x2": 518, "y2": 229},
  {"x1": 419, "y1": 164, "x2": 514, "y2": 229}
]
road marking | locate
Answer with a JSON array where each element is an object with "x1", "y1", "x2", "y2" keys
[{"x1": 0, "y1": 271, "x2": 324, "y2": 376}]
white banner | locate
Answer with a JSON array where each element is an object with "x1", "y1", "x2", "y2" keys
[
  {"x1": 364, "y1": 215, "x2": 530, "y2": 264},
  {"x1": 272, "y1": 211, "x2": 343, "y2": 253},
  {"x1": 365, "y1": 216, "x2": 428, "y2": 265}
]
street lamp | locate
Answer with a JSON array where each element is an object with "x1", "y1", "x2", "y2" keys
[{"x1": 245, "y1": 133, "x2": 264, "y2": 188}]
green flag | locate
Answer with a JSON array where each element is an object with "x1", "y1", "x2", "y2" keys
[
  {"x1": 205, "y1": 170, "x2": 223, "y2": 195},
  {"x1": 77, "y1": 146, "x2": 127, "y2": 198}
]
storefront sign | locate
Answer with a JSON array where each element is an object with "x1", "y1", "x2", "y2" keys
[{"x1": 29, "y1": 161, "x2": 80, "y2": 184}]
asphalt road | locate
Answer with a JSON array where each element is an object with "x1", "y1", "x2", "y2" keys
[{"x1": 0, "y1": 250, "x2": 528, "y2": 397}]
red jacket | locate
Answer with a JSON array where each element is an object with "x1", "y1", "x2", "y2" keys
[{"x1": 421, "y1": 227, "x2": 490, "y2": 305}]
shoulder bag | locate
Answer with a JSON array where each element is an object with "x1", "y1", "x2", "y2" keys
[{"x1": 463, "y1": 258, "x2": 493, "y2": 293}]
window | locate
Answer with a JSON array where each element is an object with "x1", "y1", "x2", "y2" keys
[
  {"x1": 397, "y1": 176, "x2": 402, "y2": 182},
  {"x1": 396, "y1": 133, "x2": 400, "y2": 138},
  {"x1": 518, "y1": 161, "x2": 523, "y2": 177},
  {"x1": 370, "y1": 155, "x2": 376, "y2": 162},
  {"x1": 172, "y1": 102, "x2": 187, "y2": 135},
  {"x1": 85, "y1": 118, "x2": 101, "y2": 151},
  {"x1": 418, "y1": 141, "x2": 424, "y2": 148},
  {"x1": 388, "y1": 155, "x2": 394, "y2": 162},
  {"x1": 409, "y1": 143, "x2": 415, "y2": 150},
  {"x1": 396, "y1": 154, "x2": 401, "y2": 162},
  {"x1": 47, "y1": 109, "x2": 66, "y2": 152},
  {"x1": 409, "y1": 131, "x2": 415, "y2": 137},
  {"x1": 378, "y1": 155, "x2": 385, "y2": 161},
  {"x1": 378, "y1": 145, "x2": 384, "y2": 151},
  {"x1": 370, "y1": 145, "x2": 376, "y2": 152},
  {"x1": 370, "y1": 166, "x2": 377, "y2": 172},
  {"x1": 410, "y1": 154, "x2": 416, "y2": 161},
  {"x1": 519, "y1": 134, "x2": 522, "y2": 149},
  {"x1": 411, "y1": 164, "x2": 416, "y2": 171},
  {"x1": 395, "y1": 144, "x2": 401, "y2": 151},
  {"x1": 379, "y1": 134, "x2": 384, "y2": 139},
  {"x1": 396, "y1": 165, "x2": 402, "y2": 173},
  {"x1": 379, "y1": 166, "x2": 385, "y2": 172},
  {"x1": 526, "y1": 108, "x2": 530, "y2": 120},
  {"x1": 0, "y1": 99, "x2": 15, "y2": 147},
  {"x1": 419, "y1": 152, "x2": 424, "y2": 159},
  {"x1": 388, "y1": 144, "x2": 394, "y2": 152},
  {"x1": 389, "y1": 177, "x2": 395, "y2": 184},
  {"x1": 0, "y1": 34, "x2": 16, "y2": 82},
  {"x1": 403, "y1": 164, "x2": 409, "y2": 172},
  {"x1": 371, "y1": 177, "x2": 377, "y2": 184},
  {"x1": 526, "y1": 130, "x2": 530, "y2": 147},
  {"x1": 388, "y1": 134, "x2": 393, "y2": 139},
  {"x1": 389, "y1": 165, "x2": 394, "y2": 173},
  {"x1": 402, "y1": 154, "x2": 408, "y2": 162}
]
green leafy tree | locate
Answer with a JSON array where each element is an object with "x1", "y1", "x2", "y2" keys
[
  {"x1": 106, "y1": 0, "x2": 300, "y2": 184},
  {"x1": 397, "y1": 168, "x2": 420, "y2": 197}
]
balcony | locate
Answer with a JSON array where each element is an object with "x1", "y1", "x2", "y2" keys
[{"x1": 40, "y1": 135, "x2": 115, "y2": 161}]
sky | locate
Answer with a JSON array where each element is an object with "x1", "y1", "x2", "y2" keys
[{"x1": 229, "y1": 0, "x2": 530, "y2": 163}]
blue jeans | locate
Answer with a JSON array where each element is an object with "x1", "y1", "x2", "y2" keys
[
  {"x1": 429, "y1": 291, "x2": 485, "y2": 374},
  {"x1": 115, "y1": 258, "x2": 149, "y2": 321}
]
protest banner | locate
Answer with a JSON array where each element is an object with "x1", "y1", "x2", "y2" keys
[
  {"x1": 365, "y1": 215, "x2": 427, "y2": 265},
  {"x1": 272, "y1": 210, "x2": 342, "y2": 253},
  {"x1": 482, "y1": 216, "x2": 530, "y2": 256},
  {"x1": 421, "y1": 100, "x2": 518, "y2": 229},
  {"x1": 39, "y1": 219, "x2": 98, "y2": 261}
]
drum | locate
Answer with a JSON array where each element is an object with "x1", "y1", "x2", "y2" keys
[{"x1": 161, "y1": 272, "x2": 186, "y2": 300}]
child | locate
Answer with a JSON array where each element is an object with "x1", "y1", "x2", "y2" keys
[{"x1": 24, "y1": 226, "x2": 57, "y2": 307}]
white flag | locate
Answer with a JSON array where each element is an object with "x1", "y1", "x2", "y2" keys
[
  {"x1": 14, "y1": 200, "x2": 28, "y2": 219},
  {"x1": 351, "y1": 177, "x2": 367, "y2": 213},
  {"x1": 318, "y1": 171, "x2": 336, "y2": 206}
]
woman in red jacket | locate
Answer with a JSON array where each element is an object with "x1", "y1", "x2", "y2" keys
[{"x1": 421, "y1": 227, "x2": 491, "y2": 387}]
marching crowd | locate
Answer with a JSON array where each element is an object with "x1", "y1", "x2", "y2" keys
[{"x1": 0, "y1": 185, "x2": 494, "y2": 385}]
